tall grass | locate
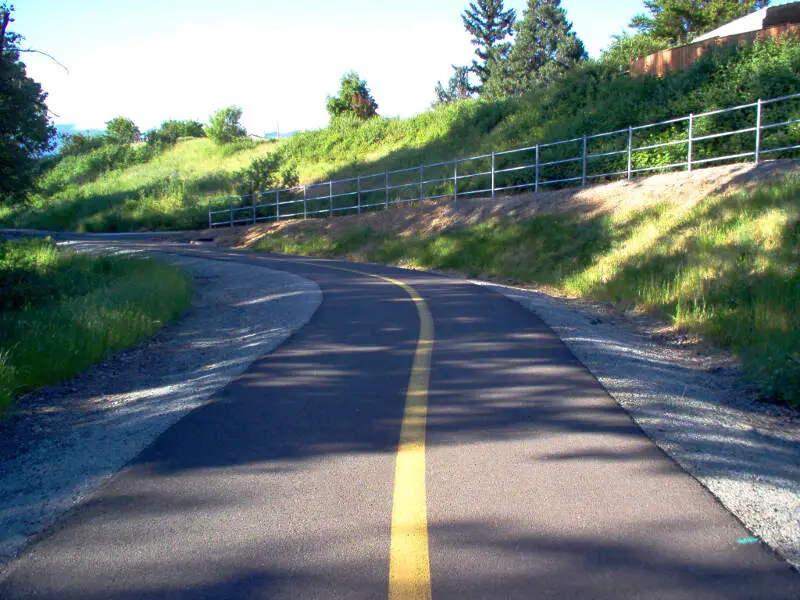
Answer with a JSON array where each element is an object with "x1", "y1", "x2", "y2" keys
[
  {"x1": 0, "y1": 239, "x2": 192, "y2": 415},
  {"x1": 251, "y1": 177, "x2": 800, "y2": 406}
]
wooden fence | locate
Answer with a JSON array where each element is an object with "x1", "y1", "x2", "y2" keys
[{"x1": 630, "y1": 23, "x2": 800, "y2": 78}]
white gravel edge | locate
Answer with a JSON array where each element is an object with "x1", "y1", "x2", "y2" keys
[
  {"x1": 475, "y1": 281, "x2": 800, "y2": 571},
  {"x1": 0, "y1": 249, "x2": 322, "y2": 570}
]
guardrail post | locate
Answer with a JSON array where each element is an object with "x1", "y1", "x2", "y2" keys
[
  {"x1": 329, "y1": 181, "x2": 333, "y2": 217},
  {"x1": 688, "y1": 113, "x2": 694, "y2": 172},
  {"x1": 535, "y1": 144, "x2": 540, "y2": 193},
  {"x1": 208, "y1": 201, "x2": 212, "y2": 228},
  {"x1": 491, "y1": 152, "x2": 496, "y2": 201},
  {"x1": 357, "y1": 176, "x2": 361, "y2": 214},
  {"x1": 453, "y1": 160, "x2": 458, "y2": 202},
  {"x1": 252, "y1": 194, "x2": 256, "y2": 224},
  {"x1": 276, "y1": 190, "x2": 280, "y2": 221},
  {"x1": 582, "y1": 135, "x2": 588, "y2": 187},
  {"x1": 303, "y1": 186, "x2": 307, "y2": 220},
  {"x1": 419, "y1": 165, "x2": 424, "y2": 207},
  {"x1": 755, "y1": 98, "x2": 762, "y2": 164},
  {"x1": 385, "y1": 169, "x2": 389, "y2": 208},
  {"x1": 627, "y1": 126, "x2": 633, "y2": 180},
  {"x1": 229, "y1": 197, "x2": 233, "y2": 227}
]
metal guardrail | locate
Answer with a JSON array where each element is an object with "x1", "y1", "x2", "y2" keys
[{"x1": 208, "y1": 92, "x2": 800, "y2": 228}]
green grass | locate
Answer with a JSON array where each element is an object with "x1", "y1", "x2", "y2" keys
[
  {"x1": 252, "y1": 177, "x2": 800, "y2": 407},
  {"x1": 0, "y1": 238, "x2": 193, "y2": 415}
]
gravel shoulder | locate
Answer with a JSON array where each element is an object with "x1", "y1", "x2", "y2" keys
[
  {"x1": 476, "y1": 280, "x2": 800, "y2": 571},
  {"x1": 0, "y1": 246, "x2": 322, "y2": 571}
]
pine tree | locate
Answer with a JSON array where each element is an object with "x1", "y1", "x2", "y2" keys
[
  {"x1": 630, "y1": 0, "x2": 769, "y2": 46},
  {"x1": 488, "y1": 0, "x2": 585, "y2": 98},
  {"x1": 433, "y1": 66, "x2": 473, "y2": 105},
  {"x1": 461, "y1": 0, "x2": 516, "y2": 92}
]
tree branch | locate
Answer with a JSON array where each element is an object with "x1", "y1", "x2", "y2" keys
[{"x1": 18, "y1": 48, "x2": 69, "y2": 73}]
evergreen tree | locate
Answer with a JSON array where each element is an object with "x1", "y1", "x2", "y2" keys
[
  {"x1": 487, "y1": 0, "x2": 585, "y2": 98},
  {"x1": 433, "y1": 66, "x2": 473, "y2": 105},
  {"x1": 630, "y1": 0, "x2": 769, "y2": 46},
  {"x1": 461, "y1": 0, "x2": 516, "y2": 92},
  {"x1": 0, "y1": 4, "x2": 55, "y2": 204}
]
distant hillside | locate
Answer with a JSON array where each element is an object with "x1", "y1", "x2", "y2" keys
[{"x1": 4, "y1": 37, "x2": 800, "y2": 232}]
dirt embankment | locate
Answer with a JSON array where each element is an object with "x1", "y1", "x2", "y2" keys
[{"x1": 206, "y1": 160, "x2": 800, "y2": 248}]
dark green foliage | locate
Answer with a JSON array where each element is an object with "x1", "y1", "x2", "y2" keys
[
  {"x1": 486, "y1": 0, "x2": 586, "y2": 98},
  {"x1": 326, "y1": 71, "x2": 379, "y2": 121},
  {"x1": 206, "y1": 106, "x2": 247, "y2": 144},
  {"x1": 0, "y1": 5, "x2": 56, "y2": 205},
  {"x1": 434, "y1": 66, "x2": 473, "y2": 106},
  {"x1": 104, "y1": 116, "x2": 141, "y2": 144},
  {"x1": 630, "y1": 0, "x2": 769, "y2": 46},
  {"x1": 59, "y1": 132, "x2": 105, "y2": 157},
  {"x1": 461, "y1": 0, "x2": 516, "y2": 91},
  {"x1": 600, "y1": 31, "x2": 668, "y2": 69},
  {"x1": 144, "y1": 120, "x2": 205, "y2": 147},
  {"x1": 234, "y1": 154, "x2": 299, "y2": 197}
]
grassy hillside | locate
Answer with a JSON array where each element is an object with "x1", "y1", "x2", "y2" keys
[
  {"x1": 4, "y1": 37, "x2": 800, "y2": 232},
  {"x1": 247, "y1": 168, "x2": 800, "y2": 407},
  {"x1": 0, "y1": 239, "x2": 192, "y2": 415}
]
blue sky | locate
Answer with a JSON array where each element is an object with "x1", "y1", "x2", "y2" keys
[{"x1": 10, "y1": 1, "x2": 706, "y2": 134}]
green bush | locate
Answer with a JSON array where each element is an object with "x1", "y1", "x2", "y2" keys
[{"x1": 206, "y1": 106, "x2": 247, "y2": 145}]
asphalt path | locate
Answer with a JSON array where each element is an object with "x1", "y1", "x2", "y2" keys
[{"x1": 1, "y1": 243, "x2": 798, "y2": 599}]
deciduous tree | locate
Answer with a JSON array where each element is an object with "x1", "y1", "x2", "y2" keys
[
  {"x1": 0, "y1": 4, "x2": 55, "y2": 204},
  {"x1": 326, "y1": 71, "x2": 378, "y2": 121},
  {"x1": 104, "y1": 116, "x2": 141, "y2": 145},
  {"x1": 206, "y1": 106, "x2": 247, "y2": 144}
]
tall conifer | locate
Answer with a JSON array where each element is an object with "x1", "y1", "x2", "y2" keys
[
  {"x1": 487, "y1": 0, "x2": 585, "y2": 98},
  {"x1": 461, "y1": 0, "x2": 516, "y2": 92}
]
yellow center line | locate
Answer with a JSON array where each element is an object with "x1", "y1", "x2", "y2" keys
[{"x1": 292, "y1": 260, "x2": 433, "y2": 600}]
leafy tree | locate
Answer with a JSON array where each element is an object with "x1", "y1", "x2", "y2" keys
[
  {"x1": 104, "y1": 116, "x2": 141, "y2": 145},
  {"x1": 433, "y1": 66, "x2": 473, "y2": 105},
  {"x1": 206, "y1": 106, "x2": 247, "y2": 144},
  {"x1": 630, "y1": 0, "x2": 769, "y2": 46},
  {"x1": 326, "y1": 71, "x2": 378, "y2": 121},
  {"x1": 0, "y1": 4, "x2": 55, "y2": 204},
  {"x1": 486, "y1": 0, "x2": 585, "y2": 98},
  {"x1": 59, "y1": 132, "x2": 105, "y2": 157},
  {"x1": 144, "y1": 120, "x2": 205, "y2": 146},
  {"x1": 462, "y1": 0, "x2": 516, "y2": 92},
  {"x1": 234, "y1": 154, "x2": 298, "y2": 197}
]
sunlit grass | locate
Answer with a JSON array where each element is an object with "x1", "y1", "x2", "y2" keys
[
  {"x1": 0, "y1": 239, "x2": 192, "y2": 416},
  {"x1": 252, "y1": 178, "x2": 800, "y2": 406}
]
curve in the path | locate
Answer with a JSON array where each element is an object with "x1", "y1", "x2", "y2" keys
[{"x1": 1, "y1": 244, "x2": 798, "y2": 600}]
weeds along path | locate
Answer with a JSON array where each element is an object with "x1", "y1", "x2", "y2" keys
[{"x1": 0, "y1": 243, "x2": 321, "y2": 570}]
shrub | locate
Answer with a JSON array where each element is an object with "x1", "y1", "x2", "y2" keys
[
  {"x1": 206, "y1": 106, "x2": 247, "y2": 145},
  {"x1": 326, "y1": 71, "x2": 379, "y2": 121},
  {"x1": 234, "y1": 154, "x2": 299, "y2": 197}
]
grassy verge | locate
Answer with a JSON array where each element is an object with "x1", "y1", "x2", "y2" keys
[
  {"x1": 251, "y1": 177, "x2": 800, "y2": 407},
  {"x1": 0, "y1": 239, "x2": 192, "y2": 416}
]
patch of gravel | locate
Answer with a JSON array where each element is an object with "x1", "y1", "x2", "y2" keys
[
  {"x1": 476, "y1": 281, "x2": 800, "y2": 571},
  {"x1": 0, "y1": 249, "x2": 322, "y2": 570}
]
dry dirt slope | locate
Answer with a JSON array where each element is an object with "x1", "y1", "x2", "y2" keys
[{"x1": 208, "y1": 159, "x2": 800, "y2": 249}]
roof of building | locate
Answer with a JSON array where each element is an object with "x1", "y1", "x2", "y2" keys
[{"x1": 694, "y1": 2, "x2": 800, "y2": 43}]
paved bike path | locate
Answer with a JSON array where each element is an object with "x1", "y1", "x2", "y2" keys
[{"x1": 1, "y1": 247, "x2": 797, "y2": 599}]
